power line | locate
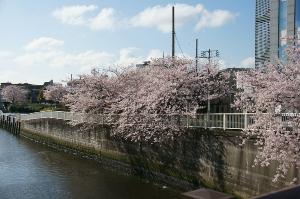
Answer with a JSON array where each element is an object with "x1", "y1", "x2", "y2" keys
[{"x1": 175, "y1": 34, "x2": 185, "y2": 58}]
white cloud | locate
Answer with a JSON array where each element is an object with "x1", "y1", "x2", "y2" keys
[
  {"x1": 0, "y1": 51, "x2": 15, "y2": 75},
  {"x1": 17, "y1": 37, "x2": 164, "y2": 71},
  {"x1": 0, "y1": 51, "x2": 13, "y2": 58},
  {"x1": 131, "y1": 4, "x2": 204, "y2": 33},
  {"x1": 4, "y1": 36, "x2": 228, "y2": 83},
  {"x1": 53, "y1": 5, "x2": 119, "y2": 31},
  {"x1": 52, "y1": 5, "x2": 98, "y2": 25},
  {"x1": 240, "y1": 57, "x2": 255, "y2": 68},
  {"x1": 52, "y1": 4, "x2": 237, "y2": 32},
  {"x1": 0, "y1": 37, "x2": 117, "y2": 83},
  {"x1": 50, "y1": 51, "x2": 115, "y2": 72},
  {"x1": 89, "y1": 8, "x2": 119, "y2": 30},
  {"x1": 217, "y1": 59, "x2": 228, "y2": 70},
  {"x1": 147, "y1": 49, "x2": 163, "y2": 60},
  {"x1": 25, "y1": 37, "x2": 64, "y2": 51},
  {"x1": 3, "y1": 35, "x2": 249, "y2": 84},
  {"x1": 115, "y1": 47, "x2": 143, "y2": 67},
  {"x1": 0, "y1": 69, "x2": 20, "y2": 83},
  {"x1": 15, "y1": 51, "x2": 62, "y2": 66},
  {"x1": 196, "y1": 9, "x2": 238, "y2": 31},
  {"x1": 1, "y1": 49, "x2": 115, "y2": 84},
  {"x1": 11, "y1": 37, "x2": 164, "y2": 77}
]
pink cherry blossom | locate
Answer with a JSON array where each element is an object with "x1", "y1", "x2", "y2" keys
[
  {"x1": 235, "y1": 44, "x2": 300, "y2": 182},
  {"x1": 44, "y1": 83, "x2": 68, "y2": 103},
  {"x1": 1, "y1": 85, "x2": 28, "y2": 104},
  {"x1": 64, "y1": 57, "x2": 229, "y2": 143}
]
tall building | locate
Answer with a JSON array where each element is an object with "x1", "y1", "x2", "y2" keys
[
  {"x1": 255, "y1": 0, "x2": 271, "y2": 67},
  {"x1": 270, "y1": 0, "x2": 295, "y2": 60},
  {"x1": 256, "y1": 0, "x2": 300, "y2": 67}
]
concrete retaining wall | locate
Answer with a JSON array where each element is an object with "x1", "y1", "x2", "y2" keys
[{"x1": 21, "y1": 118, "x2": 300, "y2": 198}]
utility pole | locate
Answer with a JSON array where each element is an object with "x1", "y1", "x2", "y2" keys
[
  {"x1": 198, "y1": 49, "x2": 220, "y2": 114},
  {"x1": 195, "y1": 39, "x2": 198, "y2": 72},
  {"x1": 172, "y1": 6, "x2": 175, "y2": 59},
  {"x1": 199, "y1": 49, "x2": 220, "y2": 64}
]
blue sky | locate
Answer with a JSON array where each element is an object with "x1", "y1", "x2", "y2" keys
[{"x1": 0, "y1": 0, "x2": 255, "y2": 84}]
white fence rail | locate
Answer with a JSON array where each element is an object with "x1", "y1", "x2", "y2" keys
[
  {"x1": 2, "y1": 111, "x2": 298, "y2": 131},
  {"x1": 7, "y1": 111, "x2": 256, "y2": 130}
]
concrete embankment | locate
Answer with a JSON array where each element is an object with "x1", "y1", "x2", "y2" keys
[{"x1": 20, "y1": 118, "x2": 300, "y2": 198}]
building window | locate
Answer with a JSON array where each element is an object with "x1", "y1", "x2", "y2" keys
[{"x1": 279, "y1": 0, "x2": 287, "y2": 59}]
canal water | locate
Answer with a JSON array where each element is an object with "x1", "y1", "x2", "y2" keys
[{"x1": 0, "y1": 129, "x2": 180, "y2": 199}]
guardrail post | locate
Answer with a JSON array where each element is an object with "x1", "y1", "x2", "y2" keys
[
  {"x1": 16, "y1": 114, "x2": 20, "y2": 122},
  {"x1": 223, "y1": 113, "x2": 226, "y2": 130},
  {"x1": 244, "y1": 113, "x2": 247, "y2": 129},
  {"x1": 205, "y1": 114, "x2": 207, "y2": 129},
  {"x1": 186, "y1": 114, "x2": 189, "y2": 128}
]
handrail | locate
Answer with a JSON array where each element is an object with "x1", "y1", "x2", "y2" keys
[{"x1": 1, "y1": 111, "x2": 298, "y2": 131}]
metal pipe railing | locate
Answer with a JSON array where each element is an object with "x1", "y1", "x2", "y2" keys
[{"x1": 1, "y1": 111, "x2": 298, "y2": 130}]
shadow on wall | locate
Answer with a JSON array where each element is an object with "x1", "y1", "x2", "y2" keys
[{"x1": 111, "y1": 128, "x2": 230, "y2": 192}]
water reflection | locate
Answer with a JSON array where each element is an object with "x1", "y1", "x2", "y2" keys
[{"x1": 0, "y1": 129, "x2": 180, "y2": 199}]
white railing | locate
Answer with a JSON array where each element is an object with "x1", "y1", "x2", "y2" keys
[
  {"x1": 16, "y1": 111, "x2": 82, "y2": 122},
  {"x1": 187, "y1": 113, "x2": 255, "y2": 130},
  {"x1": 5, "y1": 111, "x2": 257, "y2": 130},
  {"x1": 2, "y1": 111, "x2": 298, "y2": 131}
]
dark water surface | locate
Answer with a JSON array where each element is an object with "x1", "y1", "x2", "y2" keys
[{"x1": 0, "y1": 129, "x2": 180, "y2": 199}]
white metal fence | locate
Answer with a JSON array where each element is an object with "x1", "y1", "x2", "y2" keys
[
  {"x1": 0, "y1": 111, "x2": 300, "y2": 130},
  {"x1": 1, "y1": 111, "x2": 298, "y2": 131},
  {"x1": 4, "y1": 111, "x2": 257, "y2": 130}
]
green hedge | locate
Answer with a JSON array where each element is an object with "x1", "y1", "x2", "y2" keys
[{"x1": 8, "y1": 103, "x2": 68, "y2": 113}]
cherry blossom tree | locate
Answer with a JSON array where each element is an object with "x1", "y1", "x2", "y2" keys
[
  {"x1": 235, "y1": 45, "x2": 300, "y2": 181},
  {"x1": 63, "y1": 73, "x2": 115, "y2": 123},
  {"x1": 64, "y1": 57, "x2": 229, "y2": 143},
  {"x1": 44, "y1": 83, "x2": 68, "y2": 103},
  {"x1": 1, "y1": 85, "x2": 28, "y2": 104},
  {"x1": 108, "y1": 57, "x2": 229, "y2": 142}
]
